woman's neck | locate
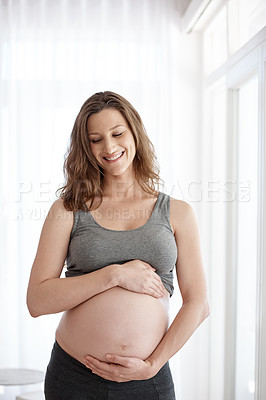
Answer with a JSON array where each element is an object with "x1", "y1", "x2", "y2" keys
[
  {"x1": 101, "y1": 172, "x2": 144, "y2": 201},
  {"x1": 102, "y1": 181, "x2": 142, "y2": 201}
]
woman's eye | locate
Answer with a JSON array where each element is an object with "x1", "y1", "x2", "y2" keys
[
  {"x1": 90, "y1": 138, "x2": 101, "y2": 143},
  {"x1": 89, "y1": 132, "x2": 124, "y2": 143}
]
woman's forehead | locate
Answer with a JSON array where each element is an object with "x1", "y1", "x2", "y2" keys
[{"x1": 87, "y1": 109, "x2": 128, "y2": 133}]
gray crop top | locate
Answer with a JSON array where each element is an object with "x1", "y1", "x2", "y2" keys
[{"x1": 65, "y1": 192, "x2": 178, "y2": 296}]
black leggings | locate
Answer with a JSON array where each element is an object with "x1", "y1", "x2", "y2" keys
[{"x1": 44, "y1": 341, "x2": 176, "y2": 400}]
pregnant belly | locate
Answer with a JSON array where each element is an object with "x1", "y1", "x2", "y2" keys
[{"x1": 56, "y1": 287, "x2": 170, "y2": 365}]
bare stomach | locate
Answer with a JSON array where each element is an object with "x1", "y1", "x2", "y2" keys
[{"x1": 56, "y1": 287, "x2": 170, "y2": 365}]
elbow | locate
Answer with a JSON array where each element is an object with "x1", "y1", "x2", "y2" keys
[
  {"x1": 183, "y1": 296, "x2": 210, "y2": 324},
  {"x1": 28, "y1": 308, "x2": 41, "y2": 318},
  {"x1": 28, "y1": 310, "x2": 40, "y2": 318},
  {"x1": 26, "y1": 294, "x2": 42, "y2": 318},
  {"x1": 27, "y1": 302, "x2": 40, "y2": 318}
]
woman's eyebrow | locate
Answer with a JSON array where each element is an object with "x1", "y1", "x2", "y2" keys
[{"x1": 88, "y1": 124, "x2": 125, "y2": 135}]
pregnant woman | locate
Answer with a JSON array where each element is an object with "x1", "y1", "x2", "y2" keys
[{"x1": 27, "y1": 91, "x2": 209, "y2": 399}]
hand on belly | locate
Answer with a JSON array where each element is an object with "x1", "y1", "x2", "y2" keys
[
  {"x1": 56, "y1": 287, "x2": 169, "y2": 365},
  {"x1": 83, "y1": 352, "x2": 157, "y2": 383}
]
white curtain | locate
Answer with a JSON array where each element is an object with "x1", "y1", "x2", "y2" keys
[{"x1": 0, "y1": 0, "x2": 203, "y2": 398}]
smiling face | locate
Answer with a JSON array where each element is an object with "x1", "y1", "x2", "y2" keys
[{"x1": 87, "y1": 108, "x2": 136, "y2": 179}]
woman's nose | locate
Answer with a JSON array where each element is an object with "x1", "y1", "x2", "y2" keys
[{"x1": 103, "y1": 137, "x2": 116, "y2": 154}]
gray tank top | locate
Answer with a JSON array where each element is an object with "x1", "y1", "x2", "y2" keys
[{"x1": 65, "y1": 192, "x2": 178, "y2": 296}]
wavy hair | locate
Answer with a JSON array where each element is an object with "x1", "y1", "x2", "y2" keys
[{"x1": 56, "y1": 91, "x2": 162, "y2": 211}]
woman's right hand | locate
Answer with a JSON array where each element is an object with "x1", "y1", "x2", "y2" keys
[{"x1": 115, "y1": 260, "x2": 167, "y2": 298}]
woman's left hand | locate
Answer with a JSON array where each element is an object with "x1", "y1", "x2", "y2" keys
[{"x1": 83, "y1": 353, "x2": 157, "y2": 382}]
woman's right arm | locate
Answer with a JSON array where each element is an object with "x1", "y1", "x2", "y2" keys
[{"x1": 27, "y1": 199, "x2": 119, "y2": 317}]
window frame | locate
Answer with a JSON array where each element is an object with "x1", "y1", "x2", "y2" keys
[{"x1": 204, "y1": 26, "x2": 266, "y2": 400}]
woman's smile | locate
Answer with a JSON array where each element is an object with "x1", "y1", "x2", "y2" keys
[{"x1": 103, "y1": 150, "x2": 125, "y2": 162}]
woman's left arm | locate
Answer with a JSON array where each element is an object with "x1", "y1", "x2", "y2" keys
[
  {"x1": 84, "y1": 199, "x2": 210, "y2": 381},
  {"x1": 146, "y1": 199, "x2": 210, "y2": 372}
]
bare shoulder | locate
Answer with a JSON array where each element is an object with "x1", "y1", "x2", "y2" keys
[
  {"x1": 49, "y1": 197, "x2": 69, "y2": 213},
  {"x1": 47, "y1": 198, "x2": 74, "y2": 224},
  {"x1": 169, "y1": 197, "x2": 197, "y2": 236},
  {"x1": 37, "y1": 198, "x2": 74, "y2": 250},
  {"x1": 169, "y1": 197, "x2": 194, "y2": 220},
  {"x1": 41, "y1": 198, "x2": 74, "y2": 240}
]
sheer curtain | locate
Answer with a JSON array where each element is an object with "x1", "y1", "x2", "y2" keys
[{"x1": 0, "y1": 0, "x2": 202, "y2": 397}]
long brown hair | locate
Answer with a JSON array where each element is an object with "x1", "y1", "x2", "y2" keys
[{"x1": 56, "y1": 91, "x2": 162, "y2": 211}]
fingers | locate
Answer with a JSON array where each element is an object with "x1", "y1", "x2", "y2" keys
[
  {"x1": 106, "y1": 354, "x2": 131, "y2": 366},
  {"x1": 143, "y1": 281, "x2": 165, "y2": 298},
  {"x1": 140, "y1": 263, "x2": 165, "y2": 291},
  {"x1": 122, "y1": 259, "x2": 167, "y2": 297},
  {"x1": 143, "y1": 266, "x2": 166, "y2": 296},
  {"x1": 151, "y1": 286, "x2": 166, "y2": 298},
  {"x1": 91, "y1": 368, "x2": 129, "y2": 383},
  {"x1": 148, "y1": 289, "x2": 163, "y2": 298},
  {"x1": 151, "y1": 271, "x2": 164, "y2": 289},
  {"x1": 84, "y1": 355, "x2": 129, "y2": 382},
  {"x1": 150, "y1": 274, "x2": 166, "y2": 293}
]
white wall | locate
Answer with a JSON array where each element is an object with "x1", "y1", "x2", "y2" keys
[{"x1": 0, "y1": 1, "x2": 204, "y2": 398}]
